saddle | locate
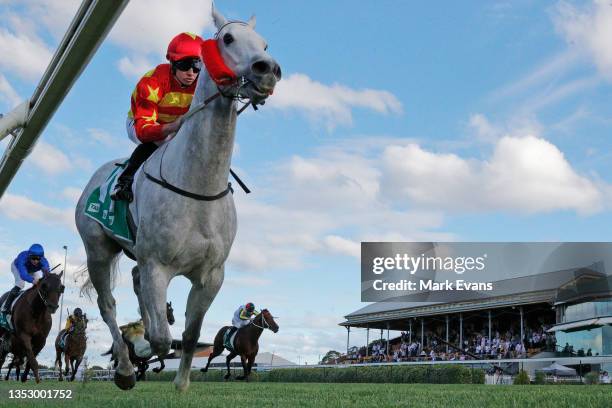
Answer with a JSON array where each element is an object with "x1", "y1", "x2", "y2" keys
[{"x1": 0, "y1": 291, "x2": 24, "y2": 333}]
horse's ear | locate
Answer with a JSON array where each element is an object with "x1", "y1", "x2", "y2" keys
[
  {"x1": 58, "y1": 270, "x2": 64, "y2": 279},
  {"x1": 247, "y1": 14, "x2": 256, "y2": 29},
  {"x1": 168, "y1": 301, "x2": 172, "y2": 306},
  {"x1": 212, "y1": 4, "x2": 227, "y2": 30}
]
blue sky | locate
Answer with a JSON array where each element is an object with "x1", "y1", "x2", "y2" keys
[{"x1": 0, "y1": 0, "x2": 611, "y2": 366}]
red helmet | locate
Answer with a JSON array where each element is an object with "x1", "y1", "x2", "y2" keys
[
  {"x1": 245, "y1": 303, "x2": 255, "y2": 312},
  {"x1": 166, "y1": 32, "x2": 203, "y2": 62}
]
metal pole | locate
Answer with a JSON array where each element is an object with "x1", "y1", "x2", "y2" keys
[
  {"x1": 409, "y1": 319, "x2": 412, "y2": 343},
  {"x1": 420, "y1": 318, "x2": 424, "y2": 349},
  {"x1": 520, "y1": 306, "x2": 524, "y2": 345},
  {"x1": 446, "y1": 315, "x2": 449, "y2": 353},
  {"x1": 366, "y1": 327, "x2": 369, "y2": 357},
  {"x1": 386, "y1": 323, "x2": 390, "y2": 359},
  {"x1": 58, "y1": 245, "x2": 68, "y2": 332},
  {"x1": 346, "y1": 326, "x2": 350, "y2": 355},
  {"x1": 488, "y1": 310, "x2": 492, "y2": 341},
  {"x1": 459, "y1": 313, "x2": 463, "y2": 351}
]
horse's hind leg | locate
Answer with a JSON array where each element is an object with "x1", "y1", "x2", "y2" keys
[
  {"x1": 224, "y1": 352, "x2": 237, "y2": 380},
  {"x1": 56, "y1": 349, "x2": 63, "y2": 381},
  {"x1": 236, "y1": 355, "x2": 247, "y2": 381},
  {"x1": 152, "y1": 358, "x2": 164, "y2": 373},
  {"x1": 173, "y1": 267, "x2": 224, "y2": 391},
  {"x1": 200, "y1": 335, "x2": 224, "y2": 373}
]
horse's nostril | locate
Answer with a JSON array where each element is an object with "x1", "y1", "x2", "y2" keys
[
  {"x1": 251, "y1": 60, "x2": 271, "y2": 75},
  {"x1": 274, "y1": 65, "x2": 282, "y2": 80}
]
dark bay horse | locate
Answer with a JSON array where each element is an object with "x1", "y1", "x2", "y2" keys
[
  {"x1": 103, "y1": 302, "x2": 175, "y2": 381},
  {"x1": 54, "y1": 314, "x2": 88, "y2": 381},
  {"x1": 201, "y1": 309, "x2": 279, "y2": 381},
  {"x1": 0, "y1": 272, "x2": 64, "y2": 383}
]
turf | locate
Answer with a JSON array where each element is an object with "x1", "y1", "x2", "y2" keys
[{"x1": 0, "y1": 381, "x2": 610, "y2": 407}]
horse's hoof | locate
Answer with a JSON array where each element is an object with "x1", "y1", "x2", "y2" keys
[
  {"x1": 114, "y1": 372, "x2": 136, "y2": 390},
  {"x1": 236, "y1": 375, "x2": 245, "y2": 381},
  {"x1": 58, "y1": 377, "x2": 63, "y2": 382},
  {"x1": 200, "y1": 368, "x2": 207, "y2": 373},
  {"x1": 224, "y1": 374, "x2": 231, "y2": 380}
]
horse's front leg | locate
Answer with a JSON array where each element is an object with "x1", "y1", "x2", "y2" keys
[
  {"x1": 152, "y1": 358, "x2": 164, "y2": 373},
  {"x1": 131, "y1": 266, "x2": 151, "y2": 333},
  {"x1": 19, "y1": 335, "x2": 39, "y2": 383},
  {"x1": 71, "y1": 358, "x2": 82, "y2": 382},
  {"x1": 236, "y1": 355, "x2": 247, "y2": 381},
  {"x1": 139, "y1": 263, "x2": 171, "y2": 356},
  {"x1": 173, "y1": 266, "x2": 224, "y2": 391}
]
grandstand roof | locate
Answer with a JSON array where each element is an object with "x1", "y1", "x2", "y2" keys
[{"x1": 341, "y1": 265, "x2": 611, "y2": 330}]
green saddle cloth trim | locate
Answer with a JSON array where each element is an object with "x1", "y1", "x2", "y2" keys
[
  {"x1": 0, "y1": 312, "x2": 12, "y2": 332},
  {"x1": 84, "y1": 161, "x2": 134, "y2": 243},
  {"x1": 224, "y1": 328, "x2": 235, "y2": 351}
]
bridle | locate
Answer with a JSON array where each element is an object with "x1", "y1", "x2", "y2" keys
[
  {"x1": 142, "y1": 20, "x2": 267, "y2": 201},
  {"x1": 36, "y1": 284, "x2": 62, "y2": 311},
  {"x1": 250, "y1": 311, "x2": 276, "y2": 331}
]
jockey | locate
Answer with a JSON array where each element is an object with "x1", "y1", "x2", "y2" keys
[
  {"x1": 228, "y1": 302, "x2": 259, "y2": 338},
  {"x1": 61, "y1": 308, "x2": 83, "y2": 347},
  {"x1": 2, "y1": 244, "x2": 50, "y2": 315},
  {"x1": 111, "y1": 32, "x2": 204, "y2": 202}
]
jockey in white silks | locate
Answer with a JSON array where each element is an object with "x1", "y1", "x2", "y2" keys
[{"x1": 228, "y1": 303, "x2": 258, "y2": 340}]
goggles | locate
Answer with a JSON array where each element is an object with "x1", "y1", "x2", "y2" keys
[
  {"x1": 173, "y1": 58, "x2": 202, "y2": 73},
  {"x1": 30, "y1": 256, "x2": 41, "y2": 261}
]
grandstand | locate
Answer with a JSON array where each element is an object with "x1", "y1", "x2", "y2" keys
[{"x1": 341, "y1": 264, "x2": 612, "y2": 375}]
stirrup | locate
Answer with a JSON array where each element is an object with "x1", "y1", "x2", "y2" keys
[{"x1": 111, "y1": 180, "x2": 134, "y2": 202}]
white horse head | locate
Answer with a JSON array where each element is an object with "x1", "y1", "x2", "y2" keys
[{"x1": 211, "y1": 6, "x2": 281, "y2": 103}]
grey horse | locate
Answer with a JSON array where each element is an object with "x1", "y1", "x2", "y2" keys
[{"x1": 75, "y1": 6, "x2": 280, "y2": 391}]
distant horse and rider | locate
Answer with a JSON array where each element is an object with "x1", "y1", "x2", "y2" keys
[
  {"x1": 201, "y1": 307, "x2": 279, "y2": 381},
  {"x1": 103, "y1": 302, "x2": 177, "y2": 381},
  {"x1": 76, "y1": 4, "x2": 280, "y2": 391},
  {"x1": 55, "y1": 308, "x2": 88, "y2": 382},
  {"x1": 0, "y1": 260, "x2": 64, "y2": 382}
]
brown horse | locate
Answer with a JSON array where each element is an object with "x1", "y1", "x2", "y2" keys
[
  {"x1": 0, "y1": 272, "x2": 64, "y2": 383},
  {"x1": 54, "y1": 314, "x2": 88, "y2": 381},
  {"x1": 103, "y1": 302, "x2": 175, "y2": 381},
  {"x1": 200, "y1": 309, "x2": 279, "y2": 381}
]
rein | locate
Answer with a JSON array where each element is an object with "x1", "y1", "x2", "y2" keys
[
  {"x1": 36, "y1": 287, "x2": 59, "y2": 311},
  {"x1": 142, "y1": 59, "x2": 259, "y2": 201},
  {"x1": 250, "y1": 313, "x2": 270, "y2": 330}
]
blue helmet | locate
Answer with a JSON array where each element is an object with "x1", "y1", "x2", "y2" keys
[{"x1": 28, "y1": 243, "x2": 45, "y2": 258}]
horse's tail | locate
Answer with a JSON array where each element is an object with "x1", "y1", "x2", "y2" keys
[{"x1": 78, "y1": 255, "x2": 121, "y2": 299}]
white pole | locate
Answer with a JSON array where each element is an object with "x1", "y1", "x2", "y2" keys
[{"x1": 57, "y1": 245, "x2": 68, "y2": 332}]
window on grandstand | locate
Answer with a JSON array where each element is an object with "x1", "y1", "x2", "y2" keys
[
  {"x1": 555, "y1": 326, "x2": 612, "y2": 357},
  {"x1": 561, "y1": 298, "x2": 612, "y2": 323}
]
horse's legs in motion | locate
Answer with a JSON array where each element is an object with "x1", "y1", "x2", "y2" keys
[
  {"x1": 64, "y1": 353, "x2": 70, "y2": 378},
  {"x1": 18, "y1": 334, "x2": 39, "y2": 383},
  {"x1": 152, "y1": 358, "x2": 164, "y2": 374},
  {"x1": 201, "y1": 334, "x2": 225, "y2": 373},
  {"x1": 224, "y1": 351, "x2": 237, "y2": 380},
  {"x1": 236, "y1": 355, "x2": 248, "y2": 381},
  {"x1": 173, "y1": 267, "x2": 224, "y2": 391},
  {"x1": 0, "y1": 350, "x2": 6, "y2": 380},
  {"x1": 87, "y1": 249, "x2": 135, "y2": 390},
  {"x1": 246, "y1": 355, "x2": 255, "y2": 379},
  {"x1": 139, "y1": 263, "x2": 171, "y2": 355},
  {"x1": 20, "y1": 360, "x2": 30, "y2": 383},
  {"x1": 71, "y1": 358, "x2": 82, "y2": 382},
  {"x1": 56, "y1": 349, "x2": 63, "y2": 381},
  {"x1": 131, "y1": 266, "x2": 150, "y2": 332}
]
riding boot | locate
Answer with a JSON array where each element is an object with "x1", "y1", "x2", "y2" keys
[
  {"x1": 111, "y1": 142, "x2": 159, "y2": 202},
  {"x1": 2, "y1": 286, "x2": 21, "y2": 314}
]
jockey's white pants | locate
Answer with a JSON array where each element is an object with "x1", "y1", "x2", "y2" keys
[
  {"x1": 232, "y1": 317, "x2": 250, "y2": 328},
  {"x1": 11, "y1": 262, "x2": 42, "y2": 289}
]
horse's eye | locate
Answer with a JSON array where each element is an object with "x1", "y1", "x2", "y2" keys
[
  {"x1": 264, "y1": 44, "x2": 268, "y2": 51},
  {"x1": 60, "y1": 285, "x2": 65, "y2": 293},
  {"x1": 223, "y1": 33, "x2": 234, "y2": 45}
]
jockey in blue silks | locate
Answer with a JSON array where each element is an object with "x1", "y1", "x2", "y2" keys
[{"x1": 1, "y1": 244, "x2": 50, "y2": 315}]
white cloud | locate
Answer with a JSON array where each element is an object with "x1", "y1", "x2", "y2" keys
[
  {"x1": 117, "y1": 55, "x2": 155, "y2": 80},
  {"x1": 323, "y1": 235, "x2": 360, "y2": 258},
  {"x1": 0, "y1": 193, "x2": 74, "y2": 230},
  {"x1": 383, "y1": 134, "x2": 603, "y2": 215},
  {"x1": 61, "y1": 187, "x2": 83, "y2": 204},
  {"x1": 268, "y1": 73, "x2": 403, "y2": 129},
  {"x1": 0, "y1": 73, "x2": 21, "y2": 108},
  {"x1": 0, "y1": 27, "x2": 53, "y2": 81},
  {"x1": 554, "y1": 0, "x2": 612, "y2": 80},
  {"x1": 28, "y1": 141, "x2": 72, "y2": 175}
]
